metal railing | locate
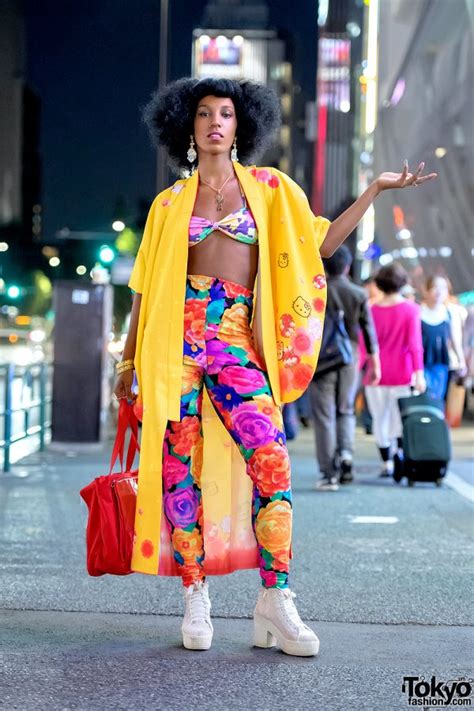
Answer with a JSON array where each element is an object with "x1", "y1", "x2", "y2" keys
[{"x1": 0, "y1": 362, "x2": 52, "y2": 472}]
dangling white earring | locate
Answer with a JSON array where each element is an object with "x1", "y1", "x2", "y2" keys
[
  {"x1": 231, "y1": 137, "x2": 238, "y2": 162},
  {"x1": 187, "y1": 135, "x2": 197, "y2": 164}
]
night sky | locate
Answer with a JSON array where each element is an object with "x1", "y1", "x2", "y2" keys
[{"x1": 24, "y1": 1, "x2": 318, "y2": 240}]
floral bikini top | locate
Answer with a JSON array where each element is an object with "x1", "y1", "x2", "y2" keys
[{"x1": 189, "y1": 188, "x2": 258, "y2": 246}]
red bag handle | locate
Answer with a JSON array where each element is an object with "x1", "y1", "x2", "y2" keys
[
  {"x1": 125, "y1": 404, "x2": 139, "y2": 471},
  {"x1": 109, "y1": 400, "x2": 140, "y2": 474}
]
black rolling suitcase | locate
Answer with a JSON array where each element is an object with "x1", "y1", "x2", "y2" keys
[{"x1": 395, "y1": 393, "x2": 451, "y2": 487}]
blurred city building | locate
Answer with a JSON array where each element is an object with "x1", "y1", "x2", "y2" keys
[
  {"x1": 312, "y1": 0, "x2": 363, "y2": 226},
  {"x1": 358, "y1": 0, "x2": 473, "y2": 293},
  {"x1": 0, "y1": 0, "x2": 43, "y2": 302},
  {"x1": 0, "y1": 0, "x2": 27, "y2": 228}
]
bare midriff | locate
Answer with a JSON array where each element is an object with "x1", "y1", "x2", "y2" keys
[{"x1": 187, "y1": 177, "x2": 258, "y2": 291}]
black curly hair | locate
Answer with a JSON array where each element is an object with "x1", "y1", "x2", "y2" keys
[{"x1": 141, "y1": 77, "x2": 281, "y2": 173}]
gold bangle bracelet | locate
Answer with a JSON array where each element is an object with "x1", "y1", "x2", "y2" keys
[
  {"x1": 116, "y1": 359, "x2": 134, "y2": 372},
  {"x1": 116, "y1": 363, "x2": 134, "y2": 374}
]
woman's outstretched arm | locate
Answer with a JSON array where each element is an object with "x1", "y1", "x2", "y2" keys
[{"x1": 320, "y1": 161, "x2": 437, "y2": 257}]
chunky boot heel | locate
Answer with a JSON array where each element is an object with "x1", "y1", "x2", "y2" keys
[
  {"x1": 254, "y1": 614, "x2": 276, "y2": 648},
  {"x1": 253, "y1": 588, "x2": 320, "y2": 657}
]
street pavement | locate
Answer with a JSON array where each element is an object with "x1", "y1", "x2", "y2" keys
[{"x1": 0, "y1": 421, "x2": 473, "y2": 710}]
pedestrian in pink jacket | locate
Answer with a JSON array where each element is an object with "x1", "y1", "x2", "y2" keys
[{"x1": 360, "y1": 263, "x2": 425, "y2": 477}]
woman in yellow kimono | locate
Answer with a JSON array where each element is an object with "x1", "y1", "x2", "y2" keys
[{"x1": 114, "y1": 77, "x2": 436, "y2": 655}]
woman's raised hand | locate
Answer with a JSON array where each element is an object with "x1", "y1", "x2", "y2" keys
[{"x1": 376, "y1": 160, "x2": 438, "y2": 192}]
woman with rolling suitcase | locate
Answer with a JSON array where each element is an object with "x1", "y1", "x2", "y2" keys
[{"x1": 360, "y1": 263, "x2": 426, "y2": 477}]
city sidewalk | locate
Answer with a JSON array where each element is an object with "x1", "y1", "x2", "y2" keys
[{"x1": 0, "y1": 422, "x2": 473, "y2": 710}]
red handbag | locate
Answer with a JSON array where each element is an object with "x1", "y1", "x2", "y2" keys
[{"x1": 80, "y1": 400, "x2": 140, "y2": 576}]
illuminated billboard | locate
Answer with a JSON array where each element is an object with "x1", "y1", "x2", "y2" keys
[
  {"x1": 194, "y1": 35, "x2": 243, "y2": 78},
  {"x1": 193, "y1": 33, "x2": 272, "y2": 83},
  {"x1": 318, "y1": 37, "x2": 351, "y2": 112}
]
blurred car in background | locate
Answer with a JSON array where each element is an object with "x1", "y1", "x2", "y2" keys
[{"x1": 0, "y1": 317, "x2": 52, "y2": 367}]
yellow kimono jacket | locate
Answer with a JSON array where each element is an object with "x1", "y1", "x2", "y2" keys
[{"x1": 128, "y1": 161, "x2": 330, "y2": 575}]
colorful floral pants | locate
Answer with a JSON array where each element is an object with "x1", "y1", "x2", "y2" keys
[{"x1": 162, "y1": 274, "x2": 292, "y2": 589}]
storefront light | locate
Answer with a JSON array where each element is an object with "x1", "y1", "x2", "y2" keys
[
  {"x1": 30, "y1": 329, "x2": 46, "y2": 343},
  {"x1": 439, "y1": 246, "x2": 452, "y2": 257},
  {"x1": 390, "y1": 78, "x2": 406, "y2": 106},
  {"x1": 396, "y1": 228, "x2": 411, "y2": 241},
  {"x1": 346, "y1": 22, "x2": 361, "y2": 37},
  {"x1": 318, "y1": 0, "x2": 329, "y2": 26},
  {"x1": 361, "y1": 204, "x2": 375, "y2": 247},
  {"x1": 365, "y1": 0, "x2": 379, "y2": 134},
  {"x1": 401, "y1": 247, "x2": 418, "y2": 259}
]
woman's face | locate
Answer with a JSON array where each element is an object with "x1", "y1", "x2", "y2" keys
[
  {"x1": 193, "y1": 95, "x2": 237, "y2": 160},
  {"x1": 427, "y1": 277, "x2": 449, "y2": 306}
]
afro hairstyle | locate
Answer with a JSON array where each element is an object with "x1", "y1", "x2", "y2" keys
[{"x1": 141, "y1": 77, "x2": 281, "y2": 173}]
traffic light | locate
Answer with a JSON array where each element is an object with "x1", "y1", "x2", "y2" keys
[
  {"x1": 98, "y1": 245, "x2": 115, "y2": 264},
  {"x1": 7, "y1": 285, "x2": 21, "y2": 299}
]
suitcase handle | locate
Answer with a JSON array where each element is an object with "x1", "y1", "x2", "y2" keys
[{"x1": 399, "y1": 404, "x2": 445, "y2": 420}]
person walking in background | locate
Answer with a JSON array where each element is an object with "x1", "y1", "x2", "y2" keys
[
  {"x1": 464, "y1": 306, "x2": 474, "y2": 377},
  {"x1": 445, "y1": 280, "x2": 468, "y2": 379},
  {"x1": 363, "y1": 275, "x2": 382, "y2": 305},
  {"x1": 311, "y1": 245, "x2": 380, "y2": 490},
  {"x1": 361, "y1": 263, "x2": 425, "y2": 477},
  {"x1": 360, "y1": 275, "x2": 382, "y2": 434},
  {"x1": 421, "y1": 275, "x2": 465, "y2": 400}
]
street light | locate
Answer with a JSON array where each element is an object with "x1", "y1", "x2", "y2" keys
[
  {"x1": 7, "y1": 285, "x2": 20, "y2": 299},
  {"x1": 99, "y1": 245, "x2": 115, "y2": 264}
]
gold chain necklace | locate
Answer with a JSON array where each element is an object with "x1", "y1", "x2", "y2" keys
[{"x1": 198, "y1": 170, "x2": 234, "y2": 211}]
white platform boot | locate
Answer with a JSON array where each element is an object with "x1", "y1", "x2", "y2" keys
[
  {"x1": 181, "y1": 580, "x2": 213, "y2": 650},
  {"x1": 253, "y1": 588, "x2": 320, "y2": 657}
]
